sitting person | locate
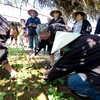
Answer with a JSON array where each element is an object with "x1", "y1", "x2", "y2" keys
[
  {"x1": 0, "y1": 15, "x2": 20, "y2": 78},
  {"x1": 43, "y1": 31, "x2": 100, "y2": 100},
  {"x1": 27, "y1": 23, "x2": 72, "y2": 69}
]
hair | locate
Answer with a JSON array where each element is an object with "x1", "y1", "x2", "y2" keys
[
  {"x1": 8, "y1": 21, "x2": 23, "y2": 36},
  {"x1": 36, "y1": 24, "x2": 50, "y2": 35},
  {"x1": 75, "y1": 12, "x2": 85, "y2": 17}
]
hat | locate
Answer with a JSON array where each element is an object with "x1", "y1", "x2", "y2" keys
[
  {"x1": 72, "y1": 11, "x2": 87, "y2": 19},
  {"x1": 28, "y1": 9, "x2": 38, "y2": 16},
  {"x1": 51, "y1": 31, "x2": 81, "y2": 54},
  {"x1": 50, "y1": 10, "x2": 62, "y2": 17}
]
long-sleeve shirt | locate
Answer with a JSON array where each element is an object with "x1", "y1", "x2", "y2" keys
[
  {"x1": 35, "y1": 23, "x2": 71, "y2": 55},
  {"x1": 94, "y1": 18, "x2": 100, "y2": 35},
  {"x1": 72, "y1": 19, "x2": 92, "y2": 34},
  {"x1": 0, "y1": 15, "x2": 10, "y2": 65},
  {"x1": 49, "y1": 17, "x2": 65, "y2": 25},
  {"x1": 25, "y1": 16, "x2": 41, "y2": 35}
]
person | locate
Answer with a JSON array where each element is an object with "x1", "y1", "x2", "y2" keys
[
  {"x1": 47, "y1": 17, "x2": 52, "y2": 24},
  {"x1": 41, "y1": 31, "x2": 100, "y2": 100},
  {"x1": 10, "y1": 36, "x2": 18, "y2": 45},
  {"x1": 0, "y1": 15, "x2": 19, "y2": 78},
  {"x1": 25, "y1": 9, "x2": 41, "y2": 52},
  {"x1": 72, "y1": 11, "x2": 92, "y2": 34},
  {"x1": 49, "y1": 10, "x2": 65, "y2": 25},
  {"x1": 49, "y1": 10, "x2": 65, "y2": 62},
  {"x1": 27, "y1": 23, "x2": 72, "y2": 69},
  {"x1": 19, "y1": 18, "x2": 27, "y2": 47},
  {"x1": 94, "y1": 18, "x2": 100, "y2": 35}
]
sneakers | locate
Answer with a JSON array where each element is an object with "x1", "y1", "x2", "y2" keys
[
  {"x1": 44, "y1": 64, "x2": 52, "y2": 69},
  {"x1": 76, "y1": 91, "x2": 88, "y2": 97}
]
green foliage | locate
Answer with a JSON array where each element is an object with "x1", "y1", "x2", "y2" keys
[
  {"x1": 13, "y1": 91, "x2": 19, "y2": 100},
  {"x1": 47, "y1": 85, "x2": 66, "y2": 100},
  {"x1": 36, "y1": 72, "x2": 43, "y2": 77},
  {"x1": 0, "y1": 47, "x2": 75, "y2": 100},
  {"x1": 22, "y1": 83, "x2": 30, "y2": 91},
  {"x1": 11, "y1": 63, "x2": 24, "y2": 69},
  {"x1": 34, "y1": 65, "x2": 39, "y2": 69},
  {"x1": 31, "y1": 97, "x2": 38, "y2": 100},
  {"x1": 0, "y1": 92, "x2": 6, "y2": 100},
  {"x1": 35, "y1": 83, "x2": 41, "y2": 88},
  {"x1": 53, "y1": 78, "x2": 65, "y2": 85},
  {"x1": 67, "y1": 97, "x2": 74, "y2": 100},
  {"x1": 57, "y1": 78, "x2": 65, "y2": 85},
  {"x1": 35, "y1": 81, "x2": 47, "y2": 88}
]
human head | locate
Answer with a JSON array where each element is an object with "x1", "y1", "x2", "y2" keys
[
  {"x1": 72, "y1": 11, "x2": 87, "y2": 21},
  {"x1": 36, "y1": 24, "x2": 50, "y2": 40},
  {"x1": 9, "y1": 22, "x2": 21, "y2": 37},
  {"x1": 20, "y1": 19, "x2": 26, "y2": 24},
  {"x1": 50, "y1": 10, "x2": 62, "y2": 18},
  {"x1": 28, "y1": 9, "x2": 38, "y2": 17}
]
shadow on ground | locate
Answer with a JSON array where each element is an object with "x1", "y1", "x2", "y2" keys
[{"x1": 0, "y1": 48, "x2": 93, "y2": 100}]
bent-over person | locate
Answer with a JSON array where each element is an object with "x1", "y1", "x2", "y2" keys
[{"x1": 43, "y1": 31, "x2": 100, "y2": 100}]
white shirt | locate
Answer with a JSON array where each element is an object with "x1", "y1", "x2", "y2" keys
[{"x1": 73, "y1": 20, "x2": 83, "y2": 34}]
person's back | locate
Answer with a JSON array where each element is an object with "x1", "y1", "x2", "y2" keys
[
  {"x1": 0, "y1": 15, "x2": 19, "y2": 78},
  {"x1": 94, "y1": 18, "x2": 100, "y2": 35}
]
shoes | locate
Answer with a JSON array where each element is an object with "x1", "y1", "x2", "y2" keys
[
  {"x1": 76, "y1": 92, "x2": 88, "y2": 97},
  {"x1": 44, "y1": 64, "x2": 52, "y2": 69}
]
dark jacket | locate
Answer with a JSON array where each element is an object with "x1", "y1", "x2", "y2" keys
[
  {"x1": 94, "y1": 18, "x2": 100, "y2": 35},
  {"x1": 48, "y1": 34, "x2": 100, "y2": 91},
  {"x1": 72, "y1": 19, "x2": 92, "y2": 34},
  {"x1": 49, "y1": 17, "x2": 65, "y2": 25},
  {"x1": 25, "y1": 16, "x2": 41, "y2": 35},
  {"x1": 0, "y1": 15, "x2": 10, "y2": 65},
  {"x1": 35, "y1": 23, "x2": 69, "y2": 55}
]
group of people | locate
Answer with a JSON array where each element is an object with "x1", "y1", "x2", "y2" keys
[
  {"x1": 1, "y1": 8, "x2": 100, "y2": 100},
  {"x1": 28, "y1": 10, "x2": 100, "y2": 100}
]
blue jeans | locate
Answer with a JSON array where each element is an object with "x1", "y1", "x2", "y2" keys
[
  {"x1": 68, "y1": 74, "x2": 100, "y2": 100},
  {"x1": 28, "y1": 35, "x2": 38, "y2": 49}
]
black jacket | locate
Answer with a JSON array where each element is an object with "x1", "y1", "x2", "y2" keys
[
  {"x1": 94, "y1": 18, "x2": 100, "y2": 35},
  {"x1": 72, "y1": 19, "x2": 92, "y2": 34},
  {"x1": 49, "y1": 17, "x2": 65, "y2": 25}
]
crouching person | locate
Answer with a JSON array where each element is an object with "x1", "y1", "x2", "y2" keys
[
  {"x1": 0, "y1": 15, "x2": 19, "y2": 78},
  {"x1": 43, "y1": 31, "x2": 100, "y2": 100},
  {"x1": 27, "y1": 23, "x2": 72, "y2": 68}
]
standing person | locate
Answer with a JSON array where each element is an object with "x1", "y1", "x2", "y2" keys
[
  {"x1": 72, "y1": 11, "x2": 92, "y2": 34},
  {"x1": 27, "y1": 23, "x2": 72, "y2": 69},
  {"x1": 49, "y1": 10, "x2": 65, "y2": 61},
  {"x1": 0, "y1": 15, "x2": 18, "y2": 78},
  {"x1": 19, "y1": 18, "x2": 26, "y2": 47},
  {"x1": 42, "y1": 31, "x2": 100, "y2": 100},
  {"x1": 10, "y1": 36, "x2": 18, "y2": 46},
  {"x1": 25, "y1": 9, "x2": 41, "y2": 52},
  {"x1": 94, "y1": 18, "x2": 100, "y2": 35},
  {"x1": 49, "y1": 10, "x2": 65, "y2": 25}
]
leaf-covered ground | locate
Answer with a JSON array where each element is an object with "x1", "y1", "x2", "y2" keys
[{"x1": 0, "y1": 47, "x2": 93, "y2": 100}]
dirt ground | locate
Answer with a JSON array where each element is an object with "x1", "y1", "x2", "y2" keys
[{"x1": 0, "y1": 48, "x2": 93, "y2": 100}]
